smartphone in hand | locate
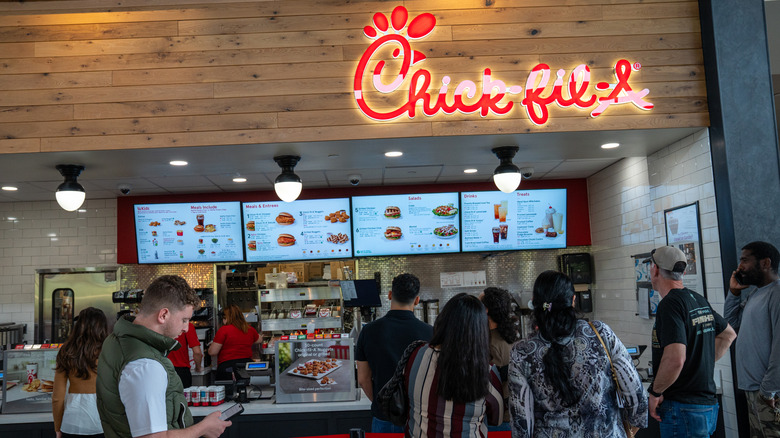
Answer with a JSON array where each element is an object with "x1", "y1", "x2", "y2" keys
[
  {"x1": 734, "y1": 271, "x2": 745, "y2": 285},
  {"x1": 219, "y1": 403, "x2": 244, "y2": 421}
]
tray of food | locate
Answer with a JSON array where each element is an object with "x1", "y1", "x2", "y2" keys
[{"x1": 287, "y1": 359, "x2": 342, "y2": 379}]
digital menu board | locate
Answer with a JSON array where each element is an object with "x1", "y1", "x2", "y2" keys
[
  {"x1": 351, "y1": 192, "x2": 460, "y2": 257},
  {"x1": 134, "y1": 202, "x2": 244, "y2": 264},
  {"x1": 242, "y1": 198, "x2": 352, "y2": 262},
  {"x1": 461, "y1": 189, "x2": 567, "y2": 252}
]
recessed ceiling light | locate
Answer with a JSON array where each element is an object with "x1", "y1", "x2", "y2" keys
[
  {"x1": 463, "y1": 169, "x2": 478, "y2": 174},
  {"x1": 78, "y1": 209, "x2": 87, "y2": 213},
  {"x1": 169, "y1": 160, "x2": 188, "y2": 166},
  {"x1": 233, "y1": 177, "x2": 247, "y2": 183},
  {"x1": 2, "y1": 186, "x2": 18, "y2": 191},
  {"x1": 601, "y1": 142, "x2": 620, "y2": 149},
  {"x1": 384, "y1": 151, "x2": 403, "y2": 157},
  {"x1": 7, "y1": 217, "x2": 17, "y2": 221}
]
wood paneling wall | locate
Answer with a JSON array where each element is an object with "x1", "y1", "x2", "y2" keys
[{"x1": 0, "y1": 0, "x2": 707, "y2": 154}]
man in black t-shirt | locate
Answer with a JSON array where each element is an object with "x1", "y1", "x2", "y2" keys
[
  {"x1": 355, "y1": 273, "x2": 433, "y2": 433},
  {"x1": 646, "y1": 246, "x2": 736, "y2": 437}
]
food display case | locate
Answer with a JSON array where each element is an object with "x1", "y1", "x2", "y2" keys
[
  {"x1": 274, "y1": 337, "x2": 356, "y2": 403},
  {"x1": 258, "y1": 285, "x2": 343, "y2": 355},
  {"x1": 2, "y1": 346, "x2": 59, "y2": 414}
]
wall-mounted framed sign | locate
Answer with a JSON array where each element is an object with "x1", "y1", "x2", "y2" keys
[{"x1": 664, "y1": 202, "x2": 707, "y2": 298}]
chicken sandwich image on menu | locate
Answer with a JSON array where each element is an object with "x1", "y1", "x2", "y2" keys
[
  {"x1": 248, "y1": 240, "x2": 257, "y2": 251},
  {"x1": 384, "y1": 206, "x2": 401, "y2": 219},
  {"x1": 384, "y1": 226, "x2": 402, "y2": 240},
  {"x1": 276, "y1": 212, "x2": 295, "y2": 225},
  {"x1": 277, "y1": 233, "x2": 296, "y2": 246},
  {"x1": 246, "y1": 221, "x2": 255, "y2": 231}
]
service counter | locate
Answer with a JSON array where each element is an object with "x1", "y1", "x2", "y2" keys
[{"x1": 0, "y1": 393, "x2": 372, "y2": 438}]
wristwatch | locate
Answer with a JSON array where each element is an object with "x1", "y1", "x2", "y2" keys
[{"x1": 648, "y1": 386, "x2": 663, "y2": 397}]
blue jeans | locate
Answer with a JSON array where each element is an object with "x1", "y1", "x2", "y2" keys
[
  {"x1": 372, "y1": 417, "x2": 404, "y2": 433},
  {"x1": 488, "y1": 422, "x2": 512, "y2": 432},
  {"x1": 657, "y1": 400, "x2": 718, "y2": 438}
]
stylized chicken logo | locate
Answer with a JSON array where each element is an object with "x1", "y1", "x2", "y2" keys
[{"x1": 354, "y1": 6, "x2": 435, "y2": 118}]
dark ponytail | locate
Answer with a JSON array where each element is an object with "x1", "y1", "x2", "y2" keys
[{"x1": 532, "y1": 270, "x2": 580, "y2": 406}]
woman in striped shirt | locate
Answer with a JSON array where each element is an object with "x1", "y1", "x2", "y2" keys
[{"x1": 403, "y1": 293, "x2": 504, "y2": 437}]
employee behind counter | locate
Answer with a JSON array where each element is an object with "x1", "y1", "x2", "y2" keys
[{"x1": 208, "y1": 305, "x2": 261, "y2": 381}]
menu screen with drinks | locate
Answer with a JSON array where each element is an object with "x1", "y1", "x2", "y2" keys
[
  {"x1": 242, "y1": 198, "x2": 352, "y2": 262},
  {"x1": 134, "y1": 202, "x2": 244, "y2": 264},
  {"x1": 460, "y1": 189, "x2": 567, "y2": 252},
  {"x1": 351, "y1": 192, "x2": 461, "y2": 257}
]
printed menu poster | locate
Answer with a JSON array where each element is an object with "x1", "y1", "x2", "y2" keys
[
  {"x1": 243, "y1": 198, "x2": 351, "y2": 262},
  {"x1": 461, "y1": 189, "x2": 567, "y2": 252},
  {"x1": 351, "y1": 192, "x2": 460, "y2": 257},
  {"x1": 134, "y1": 202, "x2": 243, "y2": 264}
]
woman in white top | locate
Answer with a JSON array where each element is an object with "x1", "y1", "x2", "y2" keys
[{"x1": 52, "y1": 307, "x2": 109, "y2": 438}]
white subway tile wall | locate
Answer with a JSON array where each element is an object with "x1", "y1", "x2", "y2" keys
[
  {"x1": 588, "y1": 129, "x2": 737, "y2": 436},
  {"x1": 0, "y1": 199, "x2": 118, "y2": 333}
]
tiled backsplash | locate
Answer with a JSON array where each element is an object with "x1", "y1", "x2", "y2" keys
[{"x1": 356, "y1": 247, "x2": 592, "y2": 316}]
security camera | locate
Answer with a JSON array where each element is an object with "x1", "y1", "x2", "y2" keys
[
  {"x1": 520, "y1": 167, "x2": 534, "y2": 179},
  {"x1": 118, "y1": 184, "x2": 132, "y2": 195},
  {"x1": 348, "y1": 174, "x2": 362, "y2": 186}
]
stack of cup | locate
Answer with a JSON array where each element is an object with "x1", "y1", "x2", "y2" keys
[
  {"x1": 184, "y1": 387, "x2": 192, "y2": 406},
  {"x1": 190, "y1": 387, "x2": 200, "y2": 406},
  {"x1": 198, "y1": 386, "x2": 208, "y2": 407}
]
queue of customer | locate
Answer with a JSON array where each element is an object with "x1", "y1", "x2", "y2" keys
[{"x1": 44, "y1": 238, "x2": 771, "y2": 438}]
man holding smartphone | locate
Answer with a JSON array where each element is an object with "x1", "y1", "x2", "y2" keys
[
  {"x1": 725, "y1": 241, "x2": 780, "y2": 437},
  {"x1": 97, "y1": 275, "x2": 231, "y2": 438}
]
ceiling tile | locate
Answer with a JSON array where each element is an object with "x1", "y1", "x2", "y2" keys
[
  {"x1": 384, "y1": 165, "x2": 442, "y2": 179},
  {"x1": 145, "y1": 175, "x2": 216, "y2": 188}
]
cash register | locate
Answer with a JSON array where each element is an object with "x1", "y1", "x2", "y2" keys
[{"x1": 625, "y1": 345, "x2": 649, "y2": 380}]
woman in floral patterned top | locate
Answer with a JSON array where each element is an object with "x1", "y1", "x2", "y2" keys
[{"x1": 508, "y1": 271, "x2": 648, "y2": 437}]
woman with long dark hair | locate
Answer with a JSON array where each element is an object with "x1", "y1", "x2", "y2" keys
[
  {"x1": 53, "y1": 307, "x2": 109, "y2": 438},
  {"x1": 480, "y1": 287, "x2": 518, "y2": 431},
  {"x1": 404, "y1": 293, "x2": 503, "y2": 437},
  {"x1": 508, "y1": 270, "x2": 647, "y2": 437},
  {"x1": 208, "y1": 305, "x2": 260, "y2": 380}
]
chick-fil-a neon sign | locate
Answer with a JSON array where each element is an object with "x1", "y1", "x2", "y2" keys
[{"x1": 353, "y1": 6, "x2": 654, "y2": 125}]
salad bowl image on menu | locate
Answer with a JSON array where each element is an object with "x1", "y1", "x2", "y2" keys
[
  {"x1": 432, "y1": 204, "x2": 458, "y2": 217},
  {"x1": 433, "y1": 224, "x2": 458, "y2": 238}
]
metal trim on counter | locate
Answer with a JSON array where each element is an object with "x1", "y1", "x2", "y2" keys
[
  {"x1": 260, "y1": 317, "x2": 341, "y2": 331},
  {"x1": 259, "y1": 287, "x2": 342, "y2": 302}
]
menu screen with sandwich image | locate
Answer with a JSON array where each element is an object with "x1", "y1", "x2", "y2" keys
[
  {"x1": 460, "y1": 189, "x2": 567, "y2": 252},
  {"x1": 351, "y1": 192, "x2": 461, "y2": 257},
  {"x1": 134, "y1": 202, "x2": 244, "y2": 264},
  {"x1": 242, "y1": 198, "x2": 352, "y2": 262}
]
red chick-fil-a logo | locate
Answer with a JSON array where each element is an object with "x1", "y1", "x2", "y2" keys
[{"x1": 353, "y1": 6, "x2": 654, "y2": 125}]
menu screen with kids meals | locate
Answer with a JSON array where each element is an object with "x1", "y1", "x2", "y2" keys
[{"x1": 134, "y1": 202, "x2": 244, "y2": 264}]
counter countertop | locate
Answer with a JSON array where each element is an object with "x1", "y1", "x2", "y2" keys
[{"x1": 0, "y1": 391, "x2": 371, "y2": 425}]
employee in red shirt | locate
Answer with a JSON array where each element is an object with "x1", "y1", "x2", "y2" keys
[
  {"x1": 168, "y1": 322, "x2": 203, "y2": 389},
  {"x1": 208, "y1": 305, "x2": 260, "y2": 380}
]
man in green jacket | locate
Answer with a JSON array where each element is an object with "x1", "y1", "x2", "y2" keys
[{"x1": 97, "y1": 275, "x2": 230, "y2": 438}]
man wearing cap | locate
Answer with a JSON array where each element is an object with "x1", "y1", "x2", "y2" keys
[
  {"x1": 646, "y1": 246, "x2": 736, "y2": 437},
  {"x1": 724, "y1": 241, "x2": 780, "y2": 437}
]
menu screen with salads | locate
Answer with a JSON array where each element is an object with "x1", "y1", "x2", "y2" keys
[
  {"x1": 460, "y1": 189, "x2": 567, "y2": 252},
  {"x1": 351, "y1": 192, "x2": 461, "y2": 257},
  {"x1": 134, "y1": 202, "x2": 244, "y2": 264},
  {"x1": 242, "y1": 198, "x2": 352, "y2": 262}
]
